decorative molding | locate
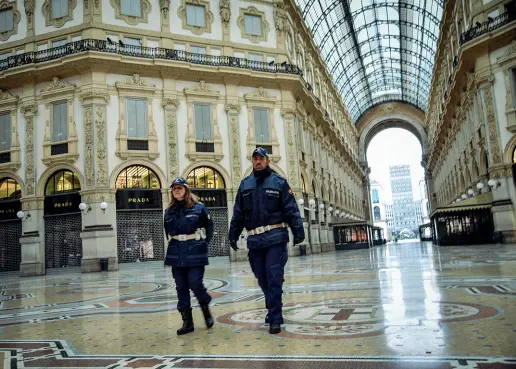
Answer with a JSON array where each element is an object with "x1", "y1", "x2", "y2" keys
[
  {"x1": 0, "y1": 0, "x2": 21, "y2": 41},
  {"x1": 226, "y1": 103, "x2": 242, "y2": 188},
  {"x1": 80, "y1": 190, "x2": 116, "y2": 203},
  {"x1": 109, "y1": 0, "x2": 151, "y2": 26},
  {"x1": 273, "y1": 4, "x2": 289, "y2": 33},
  {"x1": 40, "y1": 77, "x2": 75, "y2": 95},
  {"x1": 480, "y1": 85, "x2": 502, "y2": 165},
  {"x1": 164, "y1": 100, "x2": 180, "y2": 180},
  {"x1": 183, "y1": 81, "x2": 223, "y2": 162},
  {"x1": 178, "y1": 0, "x2": 214, "y2": 36},
  {"x1": 79, "y1": 90, "x2": 110, "y2": 103},
  {"x1": 84, "y1": 106, "x2": 95, "y2": 187},
  {"x1": 219, "y1": 0, "x2": 230, "y2": 23},
  {"x1": 95, "y1": 106, "x2": 107, "y2": 187},
  {"x1": 159, "y1": 0, "x2": 170, "y2": 18},
  {"x1": 237, "y1": 6, "x2": 270, "y2": 44},
  {"x1": 284, "y1": 117, "x2": 298, "y2": 187},
  {"x1": 42, "y1": 0, "x2": 77, "y2": 28},
  {"x1": 115, "y1": 74, "x2": 158, "y2": 161}
]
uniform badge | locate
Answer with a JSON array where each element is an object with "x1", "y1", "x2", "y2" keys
[
  {"x1": 288, "y1": 188, "x2": 293, "y2": 195},
  {"x1": 208, "y1": 214, "x2": 211, "y2": 219}
]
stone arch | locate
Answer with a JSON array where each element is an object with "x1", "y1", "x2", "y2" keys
[
  {"x1": 479, "y1": 147, "x2": 488, "y2": 175},
  {"x1": 183, "y1": 161, "x2": 232, "y2": 191},
  {"x1": 36, "y1": 164, "x2": 84, "y2": 197},
  {"x1": 502, "y1": 134, "x2": 516, "y2": 164},
  {"x1": 472, "y1": 157, "x2": 479, "y2": 180},
  {"x1": 464, "y1": 164, "x2": 472, "y2": 187},
  {"x1": 358, "y1": 112, "x2": 428, "y2": 169},
  {"x1": 243, "y1": 164, "x2": 286, "y2": 181},
  {"x1": 300, "y1": 170, "x2": 309, "y2": 194},
  {"x1": 311, "y1": 178, "x2": 320, "y2": 199},
  {"x1": 110, "y1": 159, "x2": 167, "y2": 191},
  {"x1": 0, "y1": 171, "x2": 25, "y2": 197}
]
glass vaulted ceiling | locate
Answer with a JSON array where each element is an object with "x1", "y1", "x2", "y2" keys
[{"x1": 296, "y1": 0, "x2": 444, "y2": 123}]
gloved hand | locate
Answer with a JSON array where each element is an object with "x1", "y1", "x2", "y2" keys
[
  {"x1": 293, "y1": 237, "x2": 304, "y2": 245},
  {"x1": 230, "y1": 240, "x2": 239, "y2": 251}
]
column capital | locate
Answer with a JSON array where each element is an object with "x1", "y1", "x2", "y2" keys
[
  {"x1": 163, "y1": 98, "x2": 180, "y2": 109},
  {"x1": 225, "y1": 103, "x2": 241, "y2": 114},
  {"x1": 78, "y1": 89, "x2": 110, "y2": 105},
  {"x1": 21, "y1": 103, "x2": 38, "y2": 117}
]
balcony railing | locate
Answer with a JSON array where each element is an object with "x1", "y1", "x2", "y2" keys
[
  {"x1": 0, "y1": 39, "x2": 302, "y2": 75},
  {"x1": 459, "y1": 10, "x2": 515, "y2": 45}
]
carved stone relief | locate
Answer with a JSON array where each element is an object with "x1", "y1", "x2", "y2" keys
[
  {"x1": 95, "y1": 106, "x2": 107, "y2": 187},
  {"x1": 163, "y1": 98, "x2": 180, "y2": 180},
  {"x1": 21, "y1": 104, "x2": 37, "y2": 196},
  {"x1": 225, "y1": 104, "x2": 242, "y2": 189},
  {"x1": 480, "y1": 85, "x2": 502, "y2": 165},
  {"x1": 84, "y1": 106, "x2": 95, "y2": 187}
]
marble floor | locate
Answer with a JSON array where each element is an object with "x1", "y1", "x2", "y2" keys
[{"x1": 1, "y1": 241, "x2": 516, "y2": 368}]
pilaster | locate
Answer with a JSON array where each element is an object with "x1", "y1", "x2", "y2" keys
[
  {"x1": 21, "y1": 103, "x2": 38, "y2": 196},
  {"x1": 163, "y1": 97, "x2": 180, "y2": 181},
  {"x1": 19, "y1": 197, "x2": 45, "y2": 277}
]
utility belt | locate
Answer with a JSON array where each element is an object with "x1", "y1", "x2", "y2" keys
[
  {"x1": 170, "y1": 228, "x2": 206, "y2": 241},
  {"x1": 247, "y1": 223, "x2": 287, "y2": 236}
]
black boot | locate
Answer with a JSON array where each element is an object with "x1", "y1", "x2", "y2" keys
[
  {"x1": 269, "y1": 323, "x2": 281, "y2": 334},
  {"x1": 200, "y1": 303, "x2": 214, "y2": 329},
  {"x1": 264, "y1": 300, "x2": 269, "y2": 324},
  {"x1": 177, "y1": 308, "x2": 194, "y2": 335}
]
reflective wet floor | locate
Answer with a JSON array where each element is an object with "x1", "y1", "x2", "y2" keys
[{"x1": 1, "y1": 241, "x2": 516, "y2": 368}]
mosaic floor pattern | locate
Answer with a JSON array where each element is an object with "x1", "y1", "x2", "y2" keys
[{"x1": 1, "y1": 241, "x2": 516, "y2": 368}]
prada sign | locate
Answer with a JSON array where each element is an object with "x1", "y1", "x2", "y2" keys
[
  {"x1": 44, "y1": 192, "x2": 82, "y2": 215},
  {"x1": 191, "y1": 189, "x2": 227, "y2": 208},
  {"x1": 0, "y1": 199, "x2": 21, "y2": 221},
  {"x1": 116, "y1": 189, "x2": 162, "y2": 210}
]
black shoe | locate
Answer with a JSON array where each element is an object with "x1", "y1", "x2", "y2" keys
[
  {"x1": 177, "y1": 308, "x2": 194, "y2": 335},
  {"x1": 269, "y1": 323, "x2": 281, "y2": 334},
  {"x1": 200, "y1": 303, "x2": 214, "y2": 329}
]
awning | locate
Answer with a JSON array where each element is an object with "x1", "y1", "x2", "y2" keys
[{"x1": 431, "y1": 192, "x2": 493, "y2": 216}]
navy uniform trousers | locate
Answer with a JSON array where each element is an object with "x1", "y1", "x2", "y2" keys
[
  {"x1": 248, "y1": 243, "x2": 288, "y2": 324},
  {"x1": 172, "y1": 266, "x2": 212, "y2": 311}
]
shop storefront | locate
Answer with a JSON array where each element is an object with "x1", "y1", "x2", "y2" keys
[
  {"x1": 44, "y1": 170, "x2": 83, "y2": 269},
  {"x1": 186, "y1": 166, "x2": 229, "y2": 257},
  {"x1": 115, "y1": 165, "x2": 164, "y2": 263},
  {"x1": 0, "y1": 177, "x2": 22, "y2": 272}
]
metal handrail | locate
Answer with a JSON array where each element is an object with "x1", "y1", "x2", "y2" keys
[{"x1": 459, "y1": 10, "x2": 515, "y2": 45}]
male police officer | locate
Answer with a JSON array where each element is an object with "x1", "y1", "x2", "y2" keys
[{"x1": 229, "y1": 147, "x2": 305, "y2": 334}]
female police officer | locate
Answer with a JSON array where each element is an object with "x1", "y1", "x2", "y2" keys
[{"x1": 164, "y1": 177, "x2": 214, "y2": 335}]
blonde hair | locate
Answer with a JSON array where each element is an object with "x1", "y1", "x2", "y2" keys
[{"x1": 168, "y1": 186, "x2": 199, "y2": 209}]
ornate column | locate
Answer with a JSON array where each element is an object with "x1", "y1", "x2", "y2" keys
[
  {"x1": 225, "y1": 102, "x2": 246, "y2": 262},
  {"x1": 79, "y1": 90, "x2": 118, "y2": 272},
  {"x1": 19, "y1": 103, "x2": 45, "y2": 277},
  {"x1": 24, "y1": 0, "x2": 35, "y2": 39},
  {"x1": 163, "y1": 98, "x2": 180, "y2": 181},
  {"x1": 220, "y1": 0, "x2": 231, "y2": 51}
]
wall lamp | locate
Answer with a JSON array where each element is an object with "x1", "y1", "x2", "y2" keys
[
  {"x1": 297, "y1": 198, "x2": 304, "y2": 206},
  {"x1": 461, "y1": 194, "x2": 468, "y2": 200},
  {"x1": 100, "y1": 201, "x2": 108, "y2": 213},
  {"x1": 488, "y1": 179, "x2": 501, "y2": 189},
  {"x1": 16, "y1": 211, "x2": 31, "y2": 222},
  {"x1": 319, "y1": 203, "x2": 325, "y2": 210},
  {"x1": 328, "y1": 206, "x2": 333, "y2": 213},
  {"x1": 335, "y1": 209, "x2": 340, "y2": 216},
  {"x1": 309, "y1": 199, "x2": 316, "y2": 207},
  {"x1": 476, "y1": 182, "x2": 484, "y2": 190},
  {"x1": 467, "y1": 189, "x2": 474, "y2": 196},
  {"x1": 79, "y1": 202, "x2": 91, "y2": 214}
]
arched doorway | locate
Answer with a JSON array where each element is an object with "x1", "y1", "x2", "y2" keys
[
  {"x1": 44, "y1": 170, "x2": 82, "y2": 269},
  {"x1": 0, "y1": 177, "x2": 22, "y2": 272},
  {"x1": 115, "y1": 165, "x2": 164, "y2": 263},
  {"x1": 186, "y1": 166, "x2": 229, "y2": 257}
]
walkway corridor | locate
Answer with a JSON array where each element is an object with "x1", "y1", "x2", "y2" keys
[{"x1": 1, "y1": 242, "x2": 515, "y2": 368}]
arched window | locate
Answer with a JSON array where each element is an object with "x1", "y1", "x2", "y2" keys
[
  {"x1": 186, "y1": 167, "x2": 225, "y2": 189},
  {"x1": 0, "y1": 177, "x2": 21, "y2": 200},
  {"x1": 372, "y1": 189, "x2": 379, "y2": 203},
  {"x1": 374, "y1": 206, "x2": 381, "y2": 220},
  {"x1": 301, "y1": 176, "x2": 307, "y2": 194},
  {"x1": 513, "y1": 146, "x2": 516, "y2": 163},
  {"x1": 45, "y1": 170, "x2": 80, "y2": 195},
  {"x1": 115, "y1": 165, "x2": 161, "y2": 189}
]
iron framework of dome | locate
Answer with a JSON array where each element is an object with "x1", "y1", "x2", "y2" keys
[{"x1": 296, "y1": 0, "x2": 444, "y2": 123}]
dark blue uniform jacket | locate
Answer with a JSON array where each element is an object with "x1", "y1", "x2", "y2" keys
[
  {"x1": 229, "y1": 167, "x2": 305, "y2": 249},
  {"x1": 164, "y1": 201, "x2": 214, "y2": 267}
]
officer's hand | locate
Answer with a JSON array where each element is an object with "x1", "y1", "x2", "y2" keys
[
  {"x1": 294, "y1": 237, "x2": 304, "y2": 245},
  {"x1": 230, "y1": 240, "x2": 239, "y2": 251}
]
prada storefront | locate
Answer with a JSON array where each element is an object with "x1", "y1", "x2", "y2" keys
[
  {"x1": 0, "y1": 177, "x2": 22, "y2": 272},
  {"x1": 44, "y1": 170, "x2": 83, "y2": 269},
  {"x1": 187, "y1": 166, "x2": 229, "y2": 257},
  {"x1": 115, "y1": 165, "x2": 164, "y2": 263}
]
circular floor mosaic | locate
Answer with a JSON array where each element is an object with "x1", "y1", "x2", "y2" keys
[{"x1": 219, "y1": 298, "x2": 499, "y2": 339}]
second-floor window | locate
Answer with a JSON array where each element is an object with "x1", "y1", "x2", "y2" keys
[
  {"x1": 52, "y1": 102, "x2": 68, "y2": 142},
  {"x1": 190, "y1": 45, "x2": 206, "y2": 54},
  {"x1": 121, "y1": 0, "x2": 141, "y2": 17},
  {"x1": 249, "y1": 53, "x2": 263, "y2": 62},
  {"x1": 52, "y1": 39, "x2": 67, "y2": 48},
  {"x1": 0, "y1": 8, "x2": 13, "y2": 32},
  {"x1": 244, "y1": 14, "x2": 262, "y2": 36},
  {"x1": 372, "y1": 189, "x2": 379, "y2": 203},
  {"x1": 0, "y1": 113, "x2": 11, "y2": 151},
  {"x1": 186, "y1": 4, "x2": 205, "y2": 27},
  {"x1": 52, "y1": 0, "x2": 68, "y2": 19},
  {"x1": 194, "y1": 103, "x2": 212, "y2": 141},
  {"x1": 253, "y1": 108, "x2": 270, "y2": 143},
  {"x1": 126, "y1": 98, "x2": 147, "y2": 138}
]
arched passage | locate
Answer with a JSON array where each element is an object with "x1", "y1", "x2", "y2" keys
[{"x1": 115, "y1": 165, "x2": 164, "y2": 264}]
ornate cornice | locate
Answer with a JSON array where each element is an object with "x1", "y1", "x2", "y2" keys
[
  {"x1": 40, "y1": 77, "x2": 75, "y2": 93},
  {"x1": 79, "y1": 90, "x2": 110, "y2": 103}
]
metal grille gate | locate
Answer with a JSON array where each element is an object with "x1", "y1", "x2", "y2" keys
[
  {"x1": 208, "y1": 208, "x2": 229, "y2": 257},
  {"x1": 44, "y1": 214, "x2": 82, "y2": 269},
  {"x1": 0, "y1": 220, "x2": 22, "y2": 272},
  {"x1": 116, "y1": 211, "x2": 164, "y2": 263}
]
